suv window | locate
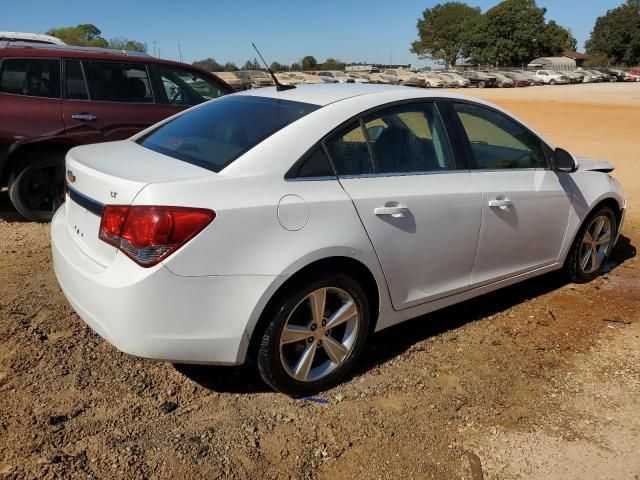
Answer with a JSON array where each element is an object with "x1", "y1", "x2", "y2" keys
[
  {"x1": 138, "y1": 96, "x2": 319, "y2": 172},
  {"x1": 453, "y1": 103, "x2": 547, "y2": 169},
  {"x1": 157, "y1": 66, "x2": 225, "y2": 105},
  {"x1": 0, "y1": 58, "x2": 60, "y2": 98},
  {"x1": 64, "y1": 60, "x2": 88, "y2": 100},
  {"x1": 326, "y1": 103, "x2": 455, "y2": 176},
  {"x1": 83, "y1": 61, "x2": 153, "y2": 103}
]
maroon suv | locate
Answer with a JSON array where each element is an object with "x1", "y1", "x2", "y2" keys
[{"x1": 0, "y1": 42, "x2": 233, "y2": 221}]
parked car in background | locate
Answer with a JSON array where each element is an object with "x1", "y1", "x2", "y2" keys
[
  {"x1": 317, "y1": 71, "x2": 353, "y2": 83},
  {"x1": 500, "y1": 71, "x2": 533, "y2": 87},
  {"x1": 483, "y1": 72, "x2": 514, "y2": 88},
  {"x1": 439, "y1": 72, "x2": 471, "y2": 88},
  {"x1": 347, "y1": 73, "x2": 370, "y2": 83},
  {"x1": 628, "y1": 68, "x2": 640, "y2": 82},
  {"x1": 380, "y1": 69, "x2": 424, "y2": 87},
  {"x1": 368, "y1": 72, "x2": 392, "y2": 84},
  {"x1": 214, "y1": 71, "x2": 243, "y2": 91},
  {"x1": 236, "y1": 70, "x2": 275, "y2": 89},
  {"x1": 593, "y1": 68, "x2": 626, "y2": 82},
  {"x1": 533, "y1": 70, "x2": 569, "y2": 85},
  {"x1": 275, "y1": 72, "x2": 305, "y2": 86},
  {"x1": 558, "y1": 70, "x2": 585, "y2": 84},
  {"x1": 416, "y1": 72, "x2": 445, "y2": 88},
  {"x1": 52, "y1": 83, "x2": 626, "y2": 395},
  {"x1": 0, "y1": 32, "x2": 66, "y2": 45},
  {"x1": 0, "y1": 42, "x2": 232, "y2": 221},
  {"x1": 579, "y1": 70, "x2": 601, "y2": 83},
  {"x1": 463, "y1": 71, "x2": 497, "y2": 88}
]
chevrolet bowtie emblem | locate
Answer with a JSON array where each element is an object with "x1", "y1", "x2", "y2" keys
[{"x1": 67, "y1": 170, "x2": 76, "y2": 183}]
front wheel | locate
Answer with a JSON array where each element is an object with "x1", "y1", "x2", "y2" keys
[
  {"x1": 256, "y1": 273, "x2": 370, "y2": 396},
  {"x1": 565, "y1": 206, "x2": 618, "y2": 283},
  {"x1": 478, "y1": 81, "x2": 486, "y2": 88},
  {"x1": 8, "y1": 154, "x2": 65, "y2": 222},
  {"x1": 550, "y1": 79, "x2": 557, "y2": 85}
]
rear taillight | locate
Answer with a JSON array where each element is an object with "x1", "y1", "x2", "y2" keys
[{"x1": 99, "y1": 206, "x2": 215, "y2": 267}]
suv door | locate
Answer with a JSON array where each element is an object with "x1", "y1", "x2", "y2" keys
[
  {"x1": 325, "y1": 101, "x2": 482, "y2": 310},
  {"x1": 61, "y1": 59, "x2": 167, "y2": 144},
  {"x1": 448, "y1": 101, "x2": 572, "y2": 286},
  {"x1": 151, "y1": 64, "x2": 228, "y2": 116}
]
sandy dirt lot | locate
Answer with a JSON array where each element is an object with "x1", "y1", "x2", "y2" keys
[{"x1": 1, "y1": 83, "x2": 639, "y2": 479}]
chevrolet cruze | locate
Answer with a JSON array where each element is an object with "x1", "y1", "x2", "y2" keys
[{"x1": 52, "y1": 84, "x2": 626, "y2": 395}]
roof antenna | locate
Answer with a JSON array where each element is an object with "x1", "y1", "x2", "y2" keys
[{"x1": 252, "y1": 42, "x2": 296, "y2": 92}]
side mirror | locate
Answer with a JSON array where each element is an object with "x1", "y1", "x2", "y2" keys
[{"x1": 554, "y1": 148, "x2": 578, "y2": 173}]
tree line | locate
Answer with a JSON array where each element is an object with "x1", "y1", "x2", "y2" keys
[
  {"x1": 192, "y1": 56, "x2": 346, "y2": 73},
  {"x1": 45, "y1": 24, "x2": 147, "y2": 52},
  {"x1": 411, "y1": 0, "x2": 640, "y2": 68}
]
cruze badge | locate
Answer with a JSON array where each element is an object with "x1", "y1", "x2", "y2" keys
[{"x1": 67, "y1": 170, "x2": 76, "y2": 183}]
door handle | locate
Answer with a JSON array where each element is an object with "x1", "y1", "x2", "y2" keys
[
  {"x1": 71, "y1": 113, "x2": 97, "y2": 122},
  {"x1": 488, "y1": 198, "x2": 513, "y2": 209},
  {"x1": 374, "y1": 206, "x2": 409, "y2": 217}
]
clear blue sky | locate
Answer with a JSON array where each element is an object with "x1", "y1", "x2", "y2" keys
[{"x1": 2, "y1": 0, "x2": 623, "y2": 66}]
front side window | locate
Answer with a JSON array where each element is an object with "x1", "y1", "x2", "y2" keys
[
  {"x1": 0, "y1": 58, "x2": 60, "y2": 98},
  {"x1": 453, "y1": 103, "x2": 548, "y2": 170},
  {"x1": 83, "y1": 61, "x2": 153, "y2": 103},
  {"x1": 138, "y1": 96, "x2": 319, "y2": 172},
  {"x1": 157, "y1": 66, "x2": 226, "y2": 105}
]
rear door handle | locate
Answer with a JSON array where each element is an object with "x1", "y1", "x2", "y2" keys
[
  {"x1": 71, "y1": 113, "x2": 97, "y2": 122},
  {"x1": 488, "y1": 198, "x2": 513, "y2": 209},
  {"x1": 375, "y1": 206, "x2": 409, "y2": 217}
]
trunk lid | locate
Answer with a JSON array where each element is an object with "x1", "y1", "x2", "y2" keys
[{"x1": 64, "y1": 140, "x2": 213, "y2": 266}]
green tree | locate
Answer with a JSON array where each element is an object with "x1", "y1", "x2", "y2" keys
[
  {"x1": 538, "y1": 21, "x2": 577, "y2": 55},
  {"x1": 410, "y1": 2, "x2": 481, "y2": 67},
  {"x1": 108, "y1": 37, "x2": 147, "y2": 52},
  {"x1": 192, "y1": 58, "x2": 224, "y2": 71},
  {"x1": 301, "y1": 56, "x2": 318, "y2": 70},
  {"x1": 270, "y1": 61, "x2": 289, "y2": 72},
  {"x1": 320, "y1": 58, "x2": 345, "y2": 70},
  {"x1": 290, "y1": 62, "x2": 301, "y2": 71},
  {"x1": 242, "y1": 58, "x2": 261, "y2": 70},
  {"x1": 46, "y1": 24, "x2": 108, "y2": 47},
  {"x1": 586, "y1": 0, "x2": 640, "y2": 66},
  {"x1": 223, "y1": 62, "x2": 238, "y2": 71}
]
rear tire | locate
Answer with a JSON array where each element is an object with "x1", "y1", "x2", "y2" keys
[
  {"x1": 550, "y1": 79, "x2": 557, "y2": 85},
  {"x1": 256, "y1": 272, "x2": 370, "y2": 396},
  {"x1": 478, "y1": 81, "x2": 486, "y2": 89},
  {"x1": 565, "y1": 206, "x2": 617, "y2": 283},
  {"x1": 8, "y1": 153, "x2": 65, "y2": 222}
]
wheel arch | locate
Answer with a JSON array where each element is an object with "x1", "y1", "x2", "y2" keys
[
  {"x1": 2, "y1": 140, "x2": 74, "y2": 187},
  {"x1": 243, "y1": 255, "x2": 382, "y2": 364},
  {"x1": 562, "y1": 196, "x2": 624, "y2": 266}
]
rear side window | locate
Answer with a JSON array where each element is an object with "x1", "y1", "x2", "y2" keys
[
  {"x1": 138, "y1": 96, "x2": 319, "y2": 172},
  {"x1": 83, "y1": 61, "x2": 153, "y2": 103},
  {"x1": 0, "y1": 58, "x2": 60, "y2": 98},
  {"x1": 156, "y1": 66, "x2": 226, "y2": 105}
]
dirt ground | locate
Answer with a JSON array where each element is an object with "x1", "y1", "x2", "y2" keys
[{"x1": 1, "y1": 83, "x2": 639, "y2": 480}]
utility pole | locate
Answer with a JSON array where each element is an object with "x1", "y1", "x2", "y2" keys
[
  {"x1": 178, "y1": 43, "x2": 183, "y2": 62},
  {"x1": 158, "y1": 48, "x2": 161, "y2": 59},
  {"x1": 152, "y1": 40, "x2": 157, "y2": 58}
]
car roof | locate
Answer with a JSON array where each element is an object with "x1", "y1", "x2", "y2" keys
[{"x1": 235, "y1": 83, "x2": 462, "y2": 107}]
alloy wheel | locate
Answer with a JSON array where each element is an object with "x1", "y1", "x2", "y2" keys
[
  {"x1": 579, "y1": 215, "x2": 612, "y2": 274},
  {"x1": 279, "y1": 287, "x2": 360, "y2": 382}
]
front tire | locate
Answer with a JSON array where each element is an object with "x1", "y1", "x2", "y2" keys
[
  {"x1": 8, "y1": 154, "x2": 65, "y2": 222},
  {"x1": 257, "y1": 273, "x2": 370, "y2": 396},
  {"x1": 565, "y1": 206, "x2": 617, "y2": 283}
]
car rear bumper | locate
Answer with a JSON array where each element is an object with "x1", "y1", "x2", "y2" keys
[{"x1": 51, "y1": 206, "x2": 277, "y2": 365}]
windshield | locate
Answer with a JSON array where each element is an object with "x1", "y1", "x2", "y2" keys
[
  {"x1": 138, "y1": 96, "x2": 319, "y2": 172},
  {"x1": 334, "y1": 72, "x2": 347, "y2": 77}
]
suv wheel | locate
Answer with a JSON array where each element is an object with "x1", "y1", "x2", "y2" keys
[
  {"x1": 8, "y1": 154, "x2": 65, "y2": 222},
  {"x1": 257, "y1": 273, "x2": 370, "y2": 396},
  {"x1": 550, "y1": 79, "x2": 557, "y2": 85},
  {"x1": 478, "y1": 81, "x2": 486, "y2": 88}
]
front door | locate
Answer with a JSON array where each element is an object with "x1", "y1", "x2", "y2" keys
[
  {"x1": 325, "y1": 102, "x2": 483, "y2": 310},
  {"x1": 449, "y1": 101, "x2": 572, "y2": 286}
]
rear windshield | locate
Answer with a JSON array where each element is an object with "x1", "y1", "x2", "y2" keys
[{"x1": 138, "y1": 95, "x2": 319, "y2": 172}]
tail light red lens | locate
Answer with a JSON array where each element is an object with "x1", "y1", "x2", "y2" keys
[{"x1": 99, "y1": 206, "x2": 215, "y2": 267}]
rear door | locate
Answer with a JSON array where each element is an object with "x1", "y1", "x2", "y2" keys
[
  {"x1": 61, "y1": 59, "x2": 167, "y2": 144},
  {"x1": 447, "y1": 101, "x2": 572, "y2": 286},
  {"x1": 327, "y1": 101, "x2": 482, "y2": 310}
]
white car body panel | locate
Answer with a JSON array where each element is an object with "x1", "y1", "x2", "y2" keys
[{"x1": 51, "y1": 84, "x2": 626, "y2": 366}]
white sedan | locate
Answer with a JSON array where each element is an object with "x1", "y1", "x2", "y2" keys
[{"x1": 52, "y1": 84, "x2": 626, "y2": 395}]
